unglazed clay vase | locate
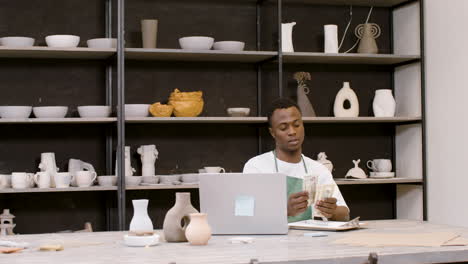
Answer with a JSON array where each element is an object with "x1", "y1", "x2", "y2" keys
[
  {"x1": 281, "y1": 22, "x2": 296, "y2": 52},
  {"x1": 185, "y1": 213, "x2": 212, "y2": 245},
  {"x1": 163, "y1": 192, "x2": 199, "y2": 242},
  {"x1": 141, "y1": 19, "x2": 158, "y2": 48},
  {"x1": 129, "y1": 199, "x2": 154, "y2": 232},
  {"x1": 317, "y1": 152, "x2": 333, "y2": 172},
  {"x1": 373, "y1": 89, "x2": 396, "y2": 117},
  {"x1": 333, "y1": 82, "x2": 359, "y2": 117},
  {"x1": 297, "y1": 82, "x2": 316, "y2": 117},
  {"x1": 355, "y1": 23, "x2": 381, "y2": 54},
  {"x1": 137, "y1": 145, "x2": 159, "y2": 176}
]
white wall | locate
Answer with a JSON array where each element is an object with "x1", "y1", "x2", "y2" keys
[{"x1": 425, "y1": 0, "x2": 468, "y2": 227}]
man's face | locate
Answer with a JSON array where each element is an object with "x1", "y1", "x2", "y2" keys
[{"x1": 269, "y1": 107, "x2": 304, "y2": 152}]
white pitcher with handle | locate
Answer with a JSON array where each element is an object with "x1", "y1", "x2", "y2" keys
[
  {"x1": 69, "y1": 158, "x2": 95, "y2": 187},
  {"x1": 39, "y1": 152, "x2": 59, "y2": 187}
]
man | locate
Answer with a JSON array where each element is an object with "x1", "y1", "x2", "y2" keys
[{"x1": 243, "y1": 98, "x2": 349, "y2": 222}]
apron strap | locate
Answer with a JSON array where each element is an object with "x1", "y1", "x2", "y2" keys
[{"x1": 273, "y1": 150, "x2": 308, "y2": 174}]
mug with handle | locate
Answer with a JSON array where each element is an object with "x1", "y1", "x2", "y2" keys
[
  {"x1": 75, "y1": 171, "x2": 97, "y2": 187},
  {"x1": 55, "y1": 172, "x2": 73, "y2": 188},
  {"x1": 367, "y1": 159, "x2": 392, "y2": 172},
  {"x1": 12, "y1": 172, "x2": 34, "y2": 189},
  {"x1": 204, "y1": 166, "x2": 225, "y2": 173},
  {"x1": 34, "y1": 171, "x2": 51, "y2": 188}
]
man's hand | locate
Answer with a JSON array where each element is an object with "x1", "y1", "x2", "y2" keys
[
  {"x1": 287, "y1": 191, "x2": 309, "y2": 217},
  {"x1": 315, "y1": 197, "x2": 338, "y2": 219}
]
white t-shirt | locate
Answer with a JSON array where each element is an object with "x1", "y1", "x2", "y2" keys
[{"x1": 243, "y1": 151, "x2": 348, "y2": 208}]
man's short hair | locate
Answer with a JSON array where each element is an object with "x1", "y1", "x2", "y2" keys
[{"x1": 267, "y1": 98, "x2": 301, "y2": 127}]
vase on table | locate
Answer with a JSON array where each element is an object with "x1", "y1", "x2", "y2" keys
[
  {"x1": 129, "y1": 199, "x2": 154, "y2": 232},
  {"x1": 163, "y1": 192, "x2": 199, "y2": 242}
]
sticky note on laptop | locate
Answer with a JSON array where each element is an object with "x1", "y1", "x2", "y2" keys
[{"x1": 235, "y1": 195, "x2": 255, "y2": 216}]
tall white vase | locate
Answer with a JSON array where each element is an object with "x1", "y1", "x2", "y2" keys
[
  {"x1": 373, "y1": 89, "x2": 396, "y2": 117},
  {"x1": 137, "y1": 145, "x2": 159, "y2": 176},
  {"x1": 324, "y1": 24, "x2": 339, "y2": 53},
  {"x1": 129, "y1": 199, "x2": 154, "y2": 232},
  {"x1": 333, "y1": 82, "x2": 359, "y2": 117},
  {"x1": 282, "y1": 22, "x2": 296, "y2": 52}
]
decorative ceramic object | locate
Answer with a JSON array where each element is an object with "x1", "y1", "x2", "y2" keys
[
  {"x1": 163, "y1": 192, "x2": 199, "y2": 242},
  {"x1": 129, "y1": 199, "x2": 154, "y2": 232},
  {"x1": 137, "y1": 145, "x2": 159, "y2": 176},
  {"x1": 168, "y1": 89, "x2": 204, "y2": 117},
  {"x1": 333, "y1": 82, "x2": 359, "y2": 117},
  {"x1": 116, "y1": 146, "x2": 136, "y2": 176},
  {"x1": 141, "y1": 19, "x2": 158, "y2": 49},
  {"x1": 33, "y1": 171, "x2": 51, "y2": 189},
  {"x1": 317, "y1": 152, "x2": 333, "y2": 172},
  {"x1": 345, "y1": 159, "x2": 367, "y2": 179},
  {"x1": 54, "y1": 172, "x2": 72, "y2": 188},
  {"x1": 185, "y1": 213, "x2": 212, "y2": 245},
  {"x1": 281, "y1": 22, "x2": 296, "y2": 52},
  {"x1": 213, "y1": 41, "x2": 245, "y2": 51},
  {"x1": 367, "y1": 159, "x2": 392, "y2": 172},
  {"x1": 324, "y1": 24, "x2": 339, "y2": 53},
  {"x1": 75, "y1": 171, "x2": 97, "y2": 187},
  {"x1": 69, "y1": 159, "x2": 95, "y2": 186},
  {"x1": 0, "y1": 174, "x2": 11, "y2": 189},
  {"x1": 11, "y1": 172, "x2": 33, "y2": 189},
  {"x1": 373, "y1": 89, "x2": 396, "y2": 117},
  {"x1": 179, "y1": 36, "x2": 214, "y2": 50},
  {"x1": 39, "y1": 152, "x2": 59, "y2": 187},
  {"x1": 293, "y1": 72, "x2": 316, "y2": 117},
  {"x1": 150, "y1": 103, "x2": 173, "y2": 117},
  {"x1": 0, "y1": 209, "x2": 16, "y2": 236},
  {"x1": 355, "y1": 23, "x2": 381, "y2": 54}
]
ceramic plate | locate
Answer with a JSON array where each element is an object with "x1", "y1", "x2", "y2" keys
[{"x1": 123, "y1": 234, "x2": 160, "y2": 247}]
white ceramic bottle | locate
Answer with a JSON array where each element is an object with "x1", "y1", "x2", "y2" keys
[
  {"x1": 373, "y1": 89, "x2": 396, "y2": 117},
  {"x1": 185, "y1": 213, "x2": 212, "y2": 245},
  {"x1": 129, "y1": 199, "x2": 154, "y2": 232},
  {"x1": 333, "y1": 82, "x2": 359, "y2": 117}
]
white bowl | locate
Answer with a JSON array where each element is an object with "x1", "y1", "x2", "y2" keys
[
  {"x1": 125, "y1": 176, "x2": 142, "y2": 186},
  {"x1": 87, "y1": 38, "x2": 117, "y2": 49},
  {"x1": 98, "y1": 176, "x2": 117, "y2": 186},
  {"x1": 78, "y1": 105, "x2": 111, "y2": 118},
  {"x1": 0, "y1": 106, "x2": 32, "y2": 118},
  {"x1": 125, "y1": 104, "x2": 150, "y2": 117},
  {"x1": 2, "y1": 37, "x2": 35, "y2": 47},
  {"x1": 45, "y1": 35, "x2": 80, "y2": 48},
  {"x1": 179, "y1": 36, "x2": 214, "y2": 50},
  {"x1": 142, "y1": 176, "x2": 160, "y2": 184},
  {"x1": 33, "y1": 106, "x2": 68, "y2": 118},
  {"x1": 124, "y1": 234, "x2": 159, "y2": 247},
  {"x1": 227, "y1": 107, "x2": 250, "y2": 117},
  {"x1": 213, "y1": 41, "x2": 245, "y2": 51}
]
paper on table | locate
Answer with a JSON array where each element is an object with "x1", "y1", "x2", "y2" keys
[
  {"x1": 234, "y1": 195, "x2": 255, "y2": 216},
  {"x1": 289, "y1": 217, "x2": 361, "y2": 231}
]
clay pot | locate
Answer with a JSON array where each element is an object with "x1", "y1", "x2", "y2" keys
[
  {"x1": 168, "y1": 89, "x2": 204, "y2": 117},
  {"x1": 185, "y1": 213, "x2": 212, "y2": 245},
  {"x1": 149, "y1": 102, "x2": 173, "y2": 117},
  {"x1": 163, "y1": 192, "x2": 199, "y2": 242}
]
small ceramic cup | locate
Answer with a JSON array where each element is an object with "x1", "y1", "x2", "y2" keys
[
  {"x1": 0, "y1": 174, "x2": 11, "y2": 189},
  {"x1": 75, "y1": 171, "x2": 97, "y2": 187},
  {"x1": 98, "y1": 176, "x2": 117, "y2": 187},
  {"x1": 55, "y1": 172, "x2": 73, "y2": 188},
  {"x1": 204, "y1": 167, "x2": 225, "y2": 173},
  {"x1": 34, "y1": 171, "x2": 51, "y2": 188},
  {"x1": 11, "y1": 172, "x2": 33, "y2": 189},
  {"x1": 367, "y1": 159, "x2": 392, "y2": 172}
]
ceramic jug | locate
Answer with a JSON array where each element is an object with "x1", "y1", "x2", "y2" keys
[
  {"x1": 333, "y1": 82, "x2": 359, "y2": 117},
  {"x1": 355, "y1": 23, "x2": 381, "y2": 54},
  {"x1": 373, "y1": 89, "x2": 396, "y2": 117},
  {"x1": 185, "y1": 213, "x2": 212, "y2": 245},
  {"x1": 39, "y1": 152, "x2": 59, "y2": 187},
  {"x1": 163, "y1": 192, "x2": 199, "y2": 242},
  {"x1": 137, "y1": 145, "x2": 159, "y2": 176},
  {"x1": 129, "y1": 199, "x2": 154, "y2": 232},
  {"x1": 69, "y1": 158, "x2": 95, "y2": 187},
  {"x1": 281, "y1": 22, "x2": 296, "y2": 52}
]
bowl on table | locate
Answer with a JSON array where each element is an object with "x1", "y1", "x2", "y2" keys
[
  {"x1": 0, "y1": 106, "x2": 32, "y2": 118},
  {"x1": 33, "y1": 106, "x2": 68, "y2": 118},
  {"x1": 213, "y1": 41, "x2": 245, "y2": 51},
  {"x1": 227, "y1": 107, "x2": 250, "y2": 117},
  {"x1": 125, "y1": 104, "x2": 150, "y2": 117},
  {"x1": 2, "y1": 37, "x2": 35, "y2": 47},
  {"x1": 87, "y1": 38, "x2": 117, "y2": 49},
  {"x1": 45, "y1": 35, "x2": 80, "y2": 48},
  {"x1": 179, "y1": 36, "x2": 214, "y2": 50},
  {"x1": 78, "y1": 105, "x2": 111, "y2": 118}
]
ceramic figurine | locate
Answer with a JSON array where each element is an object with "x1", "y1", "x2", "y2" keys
[
  {"x1": 137, "y1": 145, "x2": 159, "y2": 176},
  {"x1": 324, "y1": 24, "x2": 339, "y2": 53},
  {"x1": 185, "y1": 213, "x2": 212, "y2": 245},
  {"x1": 317, "y1": 152, "x2": 333, "y2": 172},
  {"x1": 355, "y1": 23, "x2": 381, "y2": 54},
  {"x1": 0, "y1": 209, "x2": 16, "y2": 236},
  {"x1": 333, "y1": 82, "x2": 359, "y2": 117},
  {"x1": 163, "y1": 192, "x2": 199, "y2": 242},
  {"x1": 69, "y1": 158, "x2": 95, "y2": 187},
  {"x1": 129, "y1": 199, "x2": 154, "y2": 232},
  {"x1": 293, "y1": 72, "x2": 316, "y2": 117},
  {"x1": 373, "y1": 89, "x2": 396, "y2": 117},
  {"x1": 281, "y1": 22, "x2": 296, "y2": 52},
  {"x1": 39, "y1": 152, "x2": 59, "y2": 187},
  {"x1": 345, "y1": 159, "x2": 367, "y2": 179}
]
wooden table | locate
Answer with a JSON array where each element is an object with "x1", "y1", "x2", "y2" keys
[{"x1": 3, "y1": 220, "x2": 468, "y2": 264}]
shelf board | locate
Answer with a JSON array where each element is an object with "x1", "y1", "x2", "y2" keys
[
  {"x1": 335, "y1": 178, "x2": 423, "y2": 185},
  {"x1": 125, "y1": 117, "x2": 267, "y2": 123},
  {"x1": 302, "y1": 116, "x2": 422, "y2": 124},
  {"x1": 284, "y1": 0, "x2": 414, "y2": 7},
  {"x1": 283, "y1": 52, "x2": 420, "y2": 65},
  {"x1": 0, "y1": 186, "x2": 117, "y2": 194},
  {"x1": 0, "y1": 118, "x2": 117, "y2": 124},
  {"x1": 125, "y1": 48, "x2": 277, "y2": 62},
  {"x1": 0, "y1": 47, "x2": 116, "y2": 59},
  {"x1": 126, "y1": 184, "x2": 199, "y2": 190}
]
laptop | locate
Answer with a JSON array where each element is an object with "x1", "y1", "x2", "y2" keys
[{"x1": 198, "y1": 173, "x2": 288, "y2": 235}]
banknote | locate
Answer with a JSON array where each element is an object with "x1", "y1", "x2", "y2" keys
[
  {"x1": 313, "y1": 184, "x2": 336, "y2": 219},
  {"x1": 303, "y1": 174, "x2": 318, "y2": 207}
]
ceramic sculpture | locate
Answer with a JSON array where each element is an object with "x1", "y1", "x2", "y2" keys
[
  {"x1": 69, "y1": 159, "x2": 95, "y2": 187},
  {"x1": 39, "y1": 152, "x2": 59, "y2": 187},
  {"x1": 168, "y1": 89, "x2": 204, "y2": 117},
  {"x1": 163, "y1": 192, "x2": 199, "y2": 242},
  {"x1": 324, "y1": 24, "x2": 339, "y2": 53},
  {"x1": 149, "y1": 102, "x2": 173, "y2": 117},
  {"x1": 373, "y1": 89, "x2": 396, "y2": 117},
  {"x1": 333, "y1": 82, "x2": 359, "y2": 117},
  {"x1": 345, "y1": 159, "x2": 367, "y2": 179},
  {"x1": 355, "y1": 23, "x2": 381, "y2": 54},
  {"x1": 185, "y1": 213, "x2": 212, "y2": 245},
  {"x1": 293, "y1": 72, "x2": 316, "y2": 117},
  {"x1": 129, "y1": 199, "x2": 154, "y2": 232},
  {"x1": 281, "y1": 22, "x2": 296, "y2": 52},
  {"x1": 317, "y1": 152, "x2": 333, "y2": 172},
  {"x1": 0, "y1": 209, "x2": 15, "y2": 236},
  {"x1": 137, "y1": 144, "x2": 158, "y2": 176}
]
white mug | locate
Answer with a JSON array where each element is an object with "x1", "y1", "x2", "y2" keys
[
  {"x1": 0, "y1": 174, "x2": 11, "y2": 189},
  {"x1": 34, "y1": 171, "x2": 51, "y2": 188},
  {"x1": 204, "y1": 167, "x2": 225, "y2": 173},
  {"x1": 367, "y1": 159, "x2": 392, "y2": 172},
  {"x1": 55, "y1": 172, "x2": 72, "y2": 188},
  {"x1": 75, "y1": 171, "x2": 97, "y2": 187},
  {"x1": 12, "y1": 172, "x2": 34, "y2": 189}
]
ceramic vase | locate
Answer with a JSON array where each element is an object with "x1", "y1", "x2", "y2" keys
[
  {"x1": 129, "y1": 199, "x2": 154, "y2": 232},
  {"x1": 281, "y1": 22, "x2": 296, "y2": 52},
  {"x1": 39, "y1": 152, "x2": 59, "y2": 187},
  {"x1": 141, "y1": 19, "x2": 158, "y2": 48},
  {"x1": 297, "y1": 82, "x2": 316, "y2": 117},
  {"x1": 317, "y1": 152, "x2": 333, "y2": 172},
  {"x1": 163, "y1": 192, "x2": 199, "y2": 242},
  {"x1": 324, "y1": 24, "x2": 339, "y2": 53},
  {"x1": 185, "y1": 213, "x2": 212, "y2": 246},
  {"x1": 333, "y1": 82, "x2": 359, "y2": 117},
  {"x1": 137, "y1": 145, "x2": 159, "y2": 176},
  {"x1": 115, "y1": 146, "x2": 135, "y2": 176},
  {"x1": 373, "y1": 89, "x2": 396, "y2": 117},
  {"x1": 355, "y1": 23, "x2": 381, "y2": 54}
]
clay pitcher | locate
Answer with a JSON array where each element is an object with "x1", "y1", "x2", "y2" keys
[
  {"x1": 163, "y1": 192, "x2": 199, "y2": 242},
  {"x1": 355, "y1": 23, "x2": 381, "y2": 54}
]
